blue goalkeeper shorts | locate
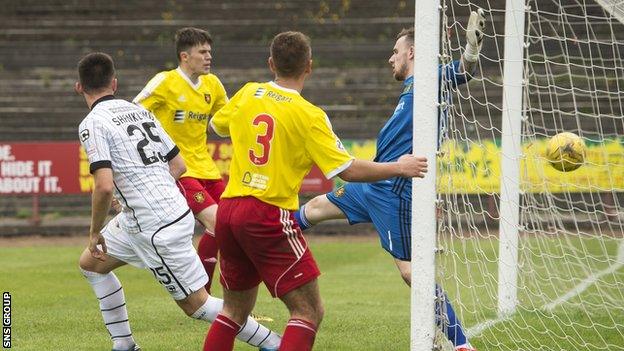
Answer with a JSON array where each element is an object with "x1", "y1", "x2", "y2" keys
[{"x1": 326, "y1": 182, "x2": 412, "y2": 260}]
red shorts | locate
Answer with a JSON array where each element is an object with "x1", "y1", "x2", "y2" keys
[
  {"x1": 216, "y1": 197, "x2": 320, "y2": 297},
  {"x1": 177, "y1": 177, "x2": 225, "y2": 214}
]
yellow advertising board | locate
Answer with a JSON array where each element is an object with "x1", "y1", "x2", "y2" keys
[
  {"x1": 438, "y1": 138, "x2": 624, "y2": 193},
  {"x1": 342, "y1": 138, "x2": 624, "y2": 194}
]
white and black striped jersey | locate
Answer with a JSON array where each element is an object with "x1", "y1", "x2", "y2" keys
[{"x1": 78, "y1": 95, "x2": 189, "y2": 234}]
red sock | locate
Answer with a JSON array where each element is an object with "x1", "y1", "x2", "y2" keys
[
  {"x1": 279, "y1": 319, "x2": 317, "y2": 351},
  {"x1": 203, "y1": 314, "x2": 240, "y2": 351},
  {"x1": 197, "y1": 230, "x2": 218, "y2": 293}
]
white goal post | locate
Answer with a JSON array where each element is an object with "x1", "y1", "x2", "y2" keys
[
  {"x1": 412, "y1": 0, "x2": 624, "y2": 350},
  {"x1": 497, "y1": 0, "x2": 525, "y2": 317},
  {"x1": 411, "y1": 0, "x2": 440, "y2": 350}
]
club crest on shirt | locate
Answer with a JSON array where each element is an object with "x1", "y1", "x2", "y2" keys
[
  {"x1": 334, "y1": 187, "x2": 345, "y2": 197},
  {"x1": 204, "y1": 93, "x2": 211, "y2": 104},
  {"x1": 193, "y1": 192, "x2": 205, "y2": 203}
]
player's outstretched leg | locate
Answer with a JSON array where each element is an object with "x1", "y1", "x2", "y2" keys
[
  {"x1": 294, "y1": 194, "x2": 347, "y2": 231},
  {"x1": 81, "y1": 269, "x2": 139, "y2": 351},
  {"x1": 181, "y1": 289, "x2": 281, "y2": 350},
  {"x1": 278, "y1": 280, "x2": 324, "y2": 351},
  {"x1": 435, "y1": 285, "x2": 475, "y2": 351},
  {"x1": 79, "y1": 250, "x2": 139, "y2": 351},
  {"x1": 194, "y1": 203, "x2": 220, "y2": 294},
  {"x1": 203, "y1": 286, "x2": 266, "y2": 351},
  {"x1": 197, "y1": 229, "x2": 218, "y2": 293},
  {"x1": 177, "y1": 179, "x2": 221, "y2": 293}
]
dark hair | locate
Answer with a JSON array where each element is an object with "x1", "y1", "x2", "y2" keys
[
  {"x1": 396, "y1": 27, "x2": 414, "y2": 43},
  {"x1": 175, "y1": 27, "x2": 212, "y2": 61},
  {"x1": 270, "y1": 31, "x2": 311, "y2": 78},
  {"x1": 77, "y1": 52, "x2": 115, "y2": 94}
]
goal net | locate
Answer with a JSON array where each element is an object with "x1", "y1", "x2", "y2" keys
[{"x1": 434, "y1": 0, "x2": 624, "y2": 349}]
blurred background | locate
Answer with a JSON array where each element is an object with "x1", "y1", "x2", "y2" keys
[
  {"x1": 0, "y1": 0, "x2": 434, "y2": 233},
  {"x1": 1, "y1": 3, "x2": 622, "y2": 350},
  {"x1": 0, "y1": 1, "x2": 621, "y2": 236}
]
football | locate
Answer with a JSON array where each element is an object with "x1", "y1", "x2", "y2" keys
[{"x1": 544, "y1": 132, "x2": 587, "y2": 172}]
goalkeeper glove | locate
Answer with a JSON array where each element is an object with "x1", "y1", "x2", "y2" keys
[{"x1": 464, "y1": 8, "x2": 486, "y2": 63}]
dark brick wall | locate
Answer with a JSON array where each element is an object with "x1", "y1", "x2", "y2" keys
[{"x1": 0, "y1": 1, "x2": 621, "y2": 218}]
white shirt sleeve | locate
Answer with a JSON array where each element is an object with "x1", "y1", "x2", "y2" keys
[{"x1": 79, "y1": 116, "x2": 112, "y2": 173}]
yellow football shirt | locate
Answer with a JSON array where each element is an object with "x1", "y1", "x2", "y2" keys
[
  {"x1": 133, "y1": 68, "x2": 228, "y2": 180},
  {"x1": 210, "y1": 81, "x2": 354, "y2": 210}
]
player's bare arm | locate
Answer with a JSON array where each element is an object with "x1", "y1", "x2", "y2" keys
[
  {"x1": 89, "y1": 167, "x2": 114, "y2": 261},
  {"x1": 168, "y1": 153, "x2": 187, "y2": 180},
  {"x1": 338, "y1": 156, "x2": 428, "y2": 182},
  {"x1": 302, "y1": 156, "x2": 427, "y2": 225}
]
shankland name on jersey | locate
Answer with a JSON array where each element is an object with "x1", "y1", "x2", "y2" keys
[
  {"x1": 78, "y1": 96, "x2": 188, "y2": 234},
  {"x1": 111, "y1": 109, "x2": 154, "y2": 125}
]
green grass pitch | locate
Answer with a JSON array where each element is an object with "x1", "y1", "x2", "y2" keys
[{"x1": 0, "y1": 236, "x2": 622, "y2": 350}]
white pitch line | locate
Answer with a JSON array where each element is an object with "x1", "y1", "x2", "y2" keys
[
  {"x1": 467, "y1": 240, "x2": 624, "y2": 338},
  {"x1": 544, "y1": 240, "x2": 624, "y2": 311},
  {"x1": 466, "y1": 315, "x2": 510, "y2": 338}
]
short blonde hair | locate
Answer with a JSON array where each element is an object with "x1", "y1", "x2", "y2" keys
[{"x1": 396, "y1": 27, "x2": 414, "y2": 43}]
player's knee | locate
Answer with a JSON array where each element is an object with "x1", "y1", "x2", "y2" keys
[
  {"x1": 307, "y1": 300, "x2": 324, "y2": 326},
  {"x1": 304, "y1": 195, "x2": 327, "y2": 223},
  {"x1": 307, "y1": 195, "x2": 324, "y2": 211},
  {"x1": 78, "y1": 262, "x2": 111, "y2": 283},
  {"x1": 227, "y1": 308, "x2": 251, "y2": 325},
  {"x1": 294, "y1": 298, "x2": 324, "y2": 325},
  {"x1": 78, "y1": 255, "x2": 91, "y2": 271},
  {"x1": 78, "y1": 250, "x2": 100, "y2": 273}
]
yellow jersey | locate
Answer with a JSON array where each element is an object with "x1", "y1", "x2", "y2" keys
[
  {"x1": 210, "y1": 81, "x2": 354, "y2": 210},
  {"x1": 133, "y1": 68, "x2": 228, "y2": 180}
]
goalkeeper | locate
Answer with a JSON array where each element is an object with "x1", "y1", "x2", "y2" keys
[{"x1": 294, "y1": 9, "x2": 486, "y2": 351}]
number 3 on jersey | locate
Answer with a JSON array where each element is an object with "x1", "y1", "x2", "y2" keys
[{"x1": 249, "y1": 114, "x2": 275, "y2": 166}]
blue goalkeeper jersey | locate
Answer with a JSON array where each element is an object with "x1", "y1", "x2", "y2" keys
[{"x1": 372, "y1": 60, "x2": 470, "y2": 200}]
